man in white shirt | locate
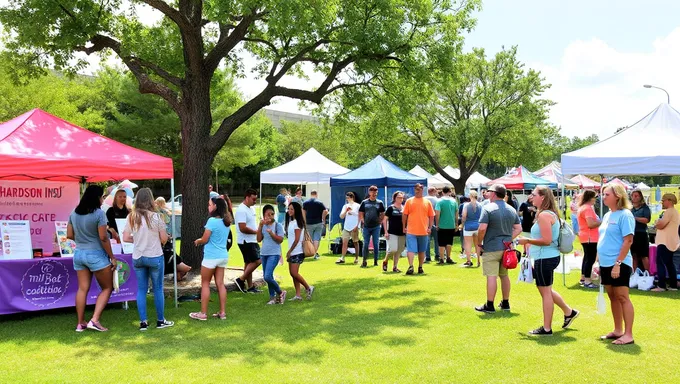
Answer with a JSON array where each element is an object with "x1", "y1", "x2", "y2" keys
[
  {"x1": 234, "y1": 188, "x2": 262, "y2": 293},
  {"x1": 336, "y1": 192, "x2": 361, "y2": 264}
]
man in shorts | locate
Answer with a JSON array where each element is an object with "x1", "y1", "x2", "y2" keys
[
  {"x1": 303, "y1": 190, "x2": 328, "y2": 260},
  {"x1": 402, "y1": 183, "x2": 435, "y2": 275},
  {"x1": 234, "y1": 189, "x2": 262, "y2": 293},
  {"x1": 435, "y1": 186, "x2": 458, "y2": 264},
  {"x1": 337, "y1": 192, "x2": 361, "y2": 264},
  {"x1": 475, "y1": 184, "x2": 521, "y2": 313}
]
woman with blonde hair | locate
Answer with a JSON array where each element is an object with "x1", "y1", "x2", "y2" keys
[
  {"x1": 123, "y1": 188, "x2": 173, "y2": 331},
  {"x1": 594, "y1": 184, "x2": 635, "y2": 345},
  {"x1": 460, "y1": 190, "x2": 481, "y2": 267},
  {"x1": 518, "y1": 186, "x2": 579, "y2": 336},
  {"x1": 652, "y1": 193, "x2": 679, "y2": 292}
]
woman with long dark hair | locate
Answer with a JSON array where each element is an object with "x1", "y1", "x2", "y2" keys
[
  {"x1": 67, "y1": 185, "x2": 116, "y2": 332},
  {"x1": 577, "y1": 190, "x2": 600, "y2": 288},
  {"x1": 518, "y1": 186, "x2": 579, "y2": 336},
  {"x1": 286, "y1": 202, "x2": 314, "y2": 301},
  {"x1": 382, "y1": 191, "x2": 405, "y2": 273},
  {"x1": 123, "y1": 188, "x2": 173, "y2": 331},
  {"x1": 190, "y1": 197, "x2": 232, "y2": 320}
]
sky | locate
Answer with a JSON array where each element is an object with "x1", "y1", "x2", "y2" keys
[{"x1": 2, "y1": 0, "x2": 679, "y2": 140}]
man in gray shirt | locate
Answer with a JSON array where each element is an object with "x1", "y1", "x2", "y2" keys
[
  {"x1": 475, "y1": 184, "x2": 521, "y2": 314},
  {"x1": 425, "y1": 186, "x2": 440, "y2": 262}
]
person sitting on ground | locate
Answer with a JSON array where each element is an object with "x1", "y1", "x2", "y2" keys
[
  {"x1": 475, "y1": 184, "x2": 522, "y2": 314},
  {"x1": 518, "y1": 186, "x2": 579, "y2": 336},
  {"x1": 382, "y1": 191, "x2": 406, "y2": 273},
  {"x1": 435, "y1": 186, "x2": 458, "y2": 265},
  {"x1": 302, "y1": 190, "x2": 328, "y2": 260},
  {"x1": 337, "y1": 192, "x2": 361, "y2": 265},
  {"x1": 652, "y1": 193, "x2": 679, "y2": 292},
  {"x1": 106, "y1": 189, "x2": 130, "y2": 243}
]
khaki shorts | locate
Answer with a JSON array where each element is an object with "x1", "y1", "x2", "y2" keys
[
  {"x1": 387, "y1": 235, "x2": 405, "y2": 255},
  {"x1": 481, "y1": 251, "x2": 508, "y2": 277},
  {"x1": 342, "y1": 228, "x2": 359, "y2": 241}
]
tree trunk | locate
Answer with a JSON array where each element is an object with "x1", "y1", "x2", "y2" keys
[
  {"x1": 452, "y1": 177, "x2": 467, "y2": 197},
  {"x1": 178, "y1": 89, "x2": 214, "y2": 269}
]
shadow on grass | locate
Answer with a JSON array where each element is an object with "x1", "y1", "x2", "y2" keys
[
  {"x1": 604, "y1": 341, "x2": 642, "y2": 355},
  {"x1": 517, "y1": 329, "x2": 578, "y2": 344},
  {"x1": 475, "y1": 311, "x2": 520, "y2": 320},
  {"x1": 0, "y1": 277, "x2": 446, "y2": 366}
]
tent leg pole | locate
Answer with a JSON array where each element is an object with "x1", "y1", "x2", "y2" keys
[
  {"x1": 259, "y1": 183, "x2": 262, "y2": 220},
  {"x1": 600, "y1": 175, "x2": 604, "y2": 216},
  {"x1": 171, "y1": 178, "x2": 178, "y2": 308}
]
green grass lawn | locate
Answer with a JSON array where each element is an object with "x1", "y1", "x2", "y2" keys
[{"x1": 1, "y1": 234, "x2": 679, "y2": 384}]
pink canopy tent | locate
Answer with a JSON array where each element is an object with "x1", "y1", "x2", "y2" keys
[
  {"x1": 607, "y1": 178, "x2": 632, "y2": 190},
  {"x1": 0, "y1": 109, "x2": 173, "y2": 181},
  {"x1": 570, "y1": 174, "x2": 601, "y2": 190},
  {"x1": 487, "y1": 165, "x2": 557, "y2": 190},
  {"x1": 0, "y1": 109, "x2": 180, "y2": 305}
]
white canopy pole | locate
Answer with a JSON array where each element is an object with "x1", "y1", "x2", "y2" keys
[
  {"x1": 561, "y1": 181, "x2": 566, "y2": 287},
  {"x1": 171, "y1": 178, "x2": 178, "y2": 308}
]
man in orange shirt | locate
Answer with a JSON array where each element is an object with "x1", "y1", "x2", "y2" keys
[{"x1": 402, "y1": 183, "x2": 435, "y2": 275}]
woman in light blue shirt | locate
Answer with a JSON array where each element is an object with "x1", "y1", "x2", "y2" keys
[
  {"x1": 258, "y1": 204, "x2": 286, "y2": 304},
  {"x1": 518, "y1": 186, "x2": 579, "y2": 336},
  {"x1": 190, "y1": 197, "x2": 232, "y2": 321},
  {"x1": 595, "y1": 184, "x2": 635, "y2": 345}
]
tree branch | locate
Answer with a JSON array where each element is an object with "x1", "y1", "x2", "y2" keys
[
  {"x1": 140, "y1": 0, "x2": 190, "y2": 29},
  {"x1": 76, "y1": 34, "x2": 181, "y2": 113},
  {"x1": 205, "y1": 13, "x2": 259, "y2": 74}
]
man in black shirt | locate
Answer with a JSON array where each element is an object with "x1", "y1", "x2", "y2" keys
[
  {"x1": 302, "y1": 190, "x2": 328, "y2": 260},
  {"x1": 359, "y1": 185, "x2": 386, "y2": 268},
  {"x1": 518, "y1": 194, "x2": 536, "y2": 256}
]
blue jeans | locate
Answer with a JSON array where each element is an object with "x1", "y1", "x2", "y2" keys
[
  {"x1": 426, "y1": 225, "x2": 439, "y2": 260},
  {"x1": 261, "y1": 254, "x2": 282, "y2": 297},
  {"x1": 277, "y1": 212, "x2": 286, "y2": 225},
  {"x1": 133, "y1": 256, "x2": 165, "y2": 322},
  {"x1": 362, "y1": 226, "x2": 381, "y2": 262}
]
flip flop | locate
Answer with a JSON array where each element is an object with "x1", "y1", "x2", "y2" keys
[
  {"x1": 612, "y1": 338, "x2": 635, "y2": 345},
  {"x1": 600, "y1": 333, "x2": 624, "y2": 340}
]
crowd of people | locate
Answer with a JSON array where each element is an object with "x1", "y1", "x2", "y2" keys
[{"x1": 65, "y1": 179, "x2": 680, "y2": 346}]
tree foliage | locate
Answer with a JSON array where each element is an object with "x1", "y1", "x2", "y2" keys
[{"x1": 332, "y1": 46, "x2": 553, "y2": 193}]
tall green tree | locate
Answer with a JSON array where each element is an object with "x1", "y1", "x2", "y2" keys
[
  {"x1": 0, "y1": 0, "x2": 480, "y2": 266},
  {"x1": 332, "y1": 46, "x2": 553, "y2": 194}
]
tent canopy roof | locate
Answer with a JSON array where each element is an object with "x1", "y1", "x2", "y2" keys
[
  {"x1": 0, "y1": 109, "x2": 173, "y2": 181},
  {"x1": 260, "y1": 148, "x2": 350, "y2": 184},
  {"x1": 533, "y1": 161, "x2": 578, "y2": 188},
  {"x1": 433, "y1": 166, "x2": 491, "y2": 189},
  {"x1": 562, "y1": 104, "x2": 680, "y2": 176},
  {"x1": 331, "y1": 156, "x2": 426, "y2": 187},
  {"x1": 488, "y1": 165, "x2": 557, "y2": 189},
  {"x1": 570, "y1": 174, "x2": 601, "y2": 189}
]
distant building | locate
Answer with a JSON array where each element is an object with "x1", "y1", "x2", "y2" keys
[{"x1": 264, "y1": 108, "x2": 319, "y2": 129}]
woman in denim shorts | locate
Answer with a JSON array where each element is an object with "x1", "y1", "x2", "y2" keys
[
  {"x1": 285, "y1": 202, "x2": 314, "y2": 301},
  {"x1": 67, "y1": 185, "x2": 117, "y2": 332},
  {"x1": 191, "y1": 197, "x2": 232, "y2": 321}
]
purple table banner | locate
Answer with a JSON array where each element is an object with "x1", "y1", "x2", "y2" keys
[{"x1": 0, "y1": 254, "x2": 137, "y2": 315}]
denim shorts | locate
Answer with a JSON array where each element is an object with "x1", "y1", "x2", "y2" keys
[
  {"x1": 406, "y1": 234, "x2": 429, "y2": 253},
  {"x1": 202, "y1": 257, "x2": 228, "y2": 269},
  {"x1": 307, "y1": 223, "x2": 324, "y2": 242},
  {"x1": 287, "y1": 253, "x2": 305, "y2": 264},
  {"x1": 73, "y1": 249, "x2": 111, "y2": 272}
]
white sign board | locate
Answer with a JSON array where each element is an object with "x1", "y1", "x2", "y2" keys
[
  {"x1": 115, "y1": 218, "x2": 134, "y2": 255},
  {"x1": 0, "y1": 220, "x2": 34, "y2": 260}
]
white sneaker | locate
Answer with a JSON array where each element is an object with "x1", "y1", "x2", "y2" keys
[
  {"x1": 266, "y1": 299, "x2": 277, "y2": 305},
  {"x1": 459, "y1": 253, "x2": 466, "y2": 259},
  {"x1": 306, "y1": 285, "x2": 315, "y2": 300},
  {"x1": 313, "y1": 254, "x2": 320, "y2": 260},
  {"x1": 289, "y1": 296, "x2": 303, "y2": 301}
]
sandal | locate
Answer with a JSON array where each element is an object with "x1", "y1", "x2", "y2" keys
[
  {"x1": 651, "y1": 287, "x2": 667, "y2": 292},
  {"x1": 353, "y1": 259, "x2": 359, "y2": 264},
  {"x1": 612, "y1": 338, "x2": 635, "y2": 345},
  {"x1": 189, "y1": 312, "x2": 208, "y2": 321},
  {"x1": 600, "y1": 332, "x2": 624, "y2": 340},
  {"x1": 335, "y1": 258, "x2": 345, "y2": 264},
  {"x1": 212, "y1": 312, "x2": 227, "y2": 320}
]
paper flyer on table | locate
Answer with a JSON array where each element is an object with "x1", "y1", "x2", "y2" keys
[
  {"x1": 0, "y1": 220, "x2": 33, "y2": 260},
  {"x1": 54, "y1": 221, "x2": 76, "y2": 257}
]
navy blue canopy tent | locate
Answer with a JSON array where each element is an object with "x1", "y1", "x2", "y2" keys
[{"x1": 329, "y1": 156, "x2": 427, "y2": 228}]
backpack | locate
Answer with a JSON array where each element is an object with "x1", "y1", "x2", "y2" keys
[
  {"x1": 557, "y1": 218, "x2": 575, "y2": 254},
  {"x1": 502, "y1": 241, "x2": 520, "y2": 269}
]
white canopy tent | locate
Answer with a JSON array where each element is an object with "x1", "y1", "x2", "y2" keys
[
  {"x1": 259, "y1": 148, "x2": 350, "y2": 205},
  {"x1": 562, "y1": 104, "x2": 680, "y2": 175},
  {"x1": 635, "y1": 182, "x2": 651, "y2": 191},
  {"x1": 409, "y1": 165, "x2": 451, "y2": 188}
]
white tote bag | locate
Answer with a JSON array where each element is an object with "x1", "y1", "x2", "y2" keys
[
  {"x1": 518, "y1": 256, "x2": 534, "y2": 284},
  {"x1": 637, "y1": 270, "x2": 654, "y2": 291},
  {"x1": 629, "y1": 268, "x2": 643, "y2": 289}
]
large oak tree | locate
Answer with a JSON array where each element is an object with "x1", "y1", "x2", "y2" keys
[{"x1": 0, "y1": 0, "x2": 479, "y2": 267}]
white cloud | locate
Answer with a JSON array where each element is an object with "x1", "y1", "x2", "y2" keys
[{"x1": 533, "y1": 27, "x2": 680, "y2": 139}]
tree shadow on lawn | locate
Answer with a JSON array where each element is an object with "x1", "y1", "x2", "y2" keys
[
  {"x1": 516, "y1": 328, "x2": 578, "y2": 345},
  {"x1": 1, "y1": 277, "x2": 446, "y2": 366}
]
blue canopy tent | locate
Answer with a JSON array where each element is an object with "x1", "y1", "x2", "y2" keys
[{"x1": 329, "y1": 156, "x2": 427, "y2": 228}]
